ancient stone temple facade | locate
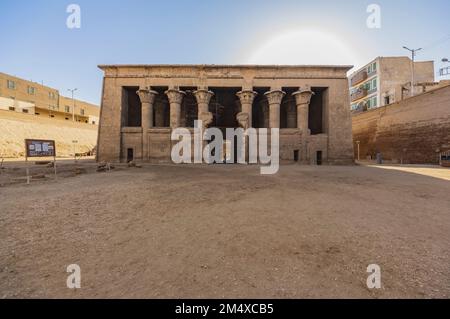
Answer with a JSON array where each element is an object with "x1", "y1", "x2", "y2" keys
[{"x1": 97, "y1": 65, "x2": 354, "y2": 165}]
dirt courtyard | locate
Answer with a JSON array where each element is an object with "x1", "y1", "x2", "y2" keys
[{"x1": 1, "y1": 162, "x2": 449, "y2": 298}]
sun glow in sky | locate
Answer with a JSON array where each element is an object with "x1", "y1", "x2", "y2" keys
[{"x1": 247, "y1": 29, "x2": 362, "y2": 67}]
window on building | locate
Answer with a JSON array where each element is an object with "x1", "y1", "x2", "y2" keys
[
  {"x1": 9, "y1": 106, "x2": 15, "y2": 111},
  {"x1": 22, "y1": 109, "x2": 29, "y2": 113},
  {"x1": 351, "y1": 103, "x2": 362, "y2": 111},
  {"x1": 360, "y1": 77, "x2": 378, "y2": 92},
  {"x1": 80, "y1": 108, "x2": 85, "y2": 115},
  {"x1": 65, "y1": 105, "x2": 70, "y2": 113},
  {"x1": 49, "y1": 92, "x2": 56, "y2": 100},
  {"x1": 27, "y1": 86, "x2": 36, "y2": 95},
  {"x1": 368, "y1": 62, "x2": 377, "y2": 74},
  {"x1": 367, "y1": 96, "x2": 378, "y2": 109},
  {"x1": 7, "y1": 80, "x2": 16, "y2": 90}
]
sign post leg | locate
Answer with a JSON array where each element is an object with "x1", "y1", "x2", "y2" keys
[
  {"x1": 54, "y1": 156, "x2": 57, "y2": 180},
  {"x1": 26, "y1": 157, "x2": 30, "y2": 185}
]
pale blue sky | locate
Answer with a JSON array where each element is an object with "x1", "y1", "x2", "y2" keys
[{"x1": 1, "y1": 0, "x2": 449, "y2": 105}]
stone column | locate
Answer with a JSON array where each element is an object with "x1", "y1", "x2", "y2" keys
[
  {"x1": 165, "y1": 89, "x2": 186, "y2": 129},
  {"x1": 137, "y1": 87, "x2": 158, "y2": 161},
  {"x1": 193, "y1": 89, "x2": 214, "y2": 130},
  {"x1": 264, "y1": 90, "x2": 286, "y2": 128},
  {"x1": 292, "y1": 86, "x2": 314, "y2": 163},
  {"x1": 292, "y1": 86, "x2": 314, "y2": 133},
  {"x1": 236, "y1": 90, "x2": 257, "y2": 129}
]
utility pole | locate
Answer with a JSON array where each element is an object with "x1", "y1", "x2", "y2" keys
[
  {"x1": 68, "y1": 88, "x2": 78, "y2": 122},
  {"x1": 402, "y1": 46, "x2": 422, "y2": 97}
]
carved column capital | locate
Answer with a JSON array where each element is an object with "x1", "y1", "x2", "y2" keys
[
  {"x1": 292, "y1": 86, "x2": 314, "y2": 106},
  {"x1": 236, "y1": 90, "x2": 257, "y2": 105},
  {"x1": 264, "y1": 90, "x2": 286, "y2": 105},
  {"x1": 194, "y1": 89, "x2": 214, "y2": 129},
  {"x1": 293, "y1": 86, "x2": 314, "y2": 151},
  {"x1": 193, "y1": 89, "x2": 214, "y2": 105},
  {"x1": 137, "y1": 87, "x2": 158, "y2": 104},
  {"x1": 264, "y1": 90, "x2": 285, "y2": 129},
  {"x1": 165, "y1": 89, "x2": 186, "y2": 104},
  {"x1": 236, "y1": 90, "x2": 257, "y2": 129},
  {"x1": 165, "y1": 89, "x2": 185, "y2": 129}
]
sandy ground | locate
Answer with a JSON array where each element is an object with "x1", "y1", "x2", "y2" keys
[
  {"x1": 371, "y1": 165, "x2": 450, "y2": 181},
  {"x1": 0, "y1": 162, "x2": 449, "y2": 299}
]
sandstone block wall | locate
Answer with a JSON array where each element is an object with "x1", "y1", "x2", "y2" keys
[{"x1": 352, "y1": 85, "x2": 450, "y2": 164}]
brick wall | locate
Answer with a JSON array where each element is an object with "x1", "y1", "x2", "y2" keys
[{"x1": 352, "y1": 85, "x2": 450, "y2": 164}]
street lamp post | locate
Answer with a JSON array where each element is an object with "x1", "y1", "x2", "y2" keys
[
  {"x1": 68, "y1": 88, "x2": 78, "y2": 122},
  {"x1": 402, "y1": 46, "x2": 422, "y2": 97}
]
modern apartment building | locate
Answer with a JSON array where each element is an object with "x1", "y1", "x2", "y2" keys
[
  {"x1": 0, "y1": 72, "x2": 100, "y2": 124},
  {"x1": 349, "y1": 57, "x2": 435, "y2": 112}
]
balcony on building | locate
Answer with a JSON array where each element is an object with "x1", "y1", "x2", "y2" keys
[
  {"x1": 351, "y1": 88, "x2": 368, "y2": 102},
  {"x1": 367, "y1": 87, "x2": 377, "y2": 95},
  {"x1": 368, "y1": 68, "x2": 377, "y2": 77},
  {"x1": 351, "y1": 69, "x2": 368, "y2": 87}
]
